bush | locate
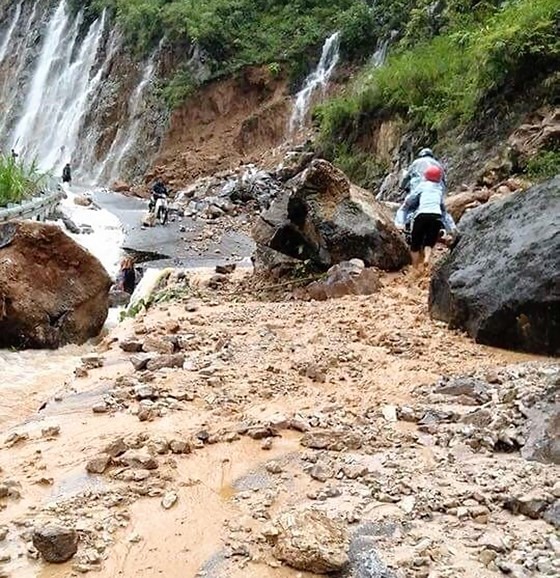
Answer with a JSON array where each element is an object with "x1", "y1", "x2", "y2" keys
[
  {"x1": 525, "y1": 150, "x2": 560, "y2": 181},
  {"x1": 0, "y1": 155, "x2": 48, "y2": 207},
  {"x1": 320, "y1": 0, "x2": 560, "y2": 139}
]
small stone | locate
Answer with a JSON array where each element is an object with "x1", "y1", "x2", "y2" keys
[
  {"x1": 81, "y1": 353, "x2": 103, "y2": 370},
  {"x1": 382, "y1": 405, "x2": 398, "y2": 422},
  {"x1": 41, "y1": 425, "x2": 60, "y2": 438},
  {"x1": 142, "y1": 335, "x2": 176, "y2": 355},
  {"x1": 130, "y1": 354, "x2": 153, "y2": 371},
  {"x1": 505, "y1": 492, "x2": 550, "y2": 519},
  {"x1": 161, "y1": 492, "x2": 178, "y2": 510},
  {"x1": 119, "y1": 450, "x2": 158, "y2": 470},
  {"x1": 477, "y1": 531, "x2": 506, "y2": 553},
  {"x1": 479, "y1": 548, "x2": 497, "y2": 566},
  {"x1": 85, "y1": 455, "x2": 111, "y2": 475},
  {"x1": 261, "y1": 438, "x2": 273, "y2": 450},
  {"x1": 92, "y1": 401, "x2": 108, "y2": 414},
  {"x1": 104, "y1": 437, "x2": 128, "y2": 458},
  {"x1": 309, "y1": 464, "x2": 330, "y2": 483},
  {"x1": 119, "y1": 339, "x2": 144, "y2": 353},
  {"x1": 272, "y1": 509, "x2": 348, "y2": 573},
  {"x1": 169, "y1": 439, "x2": 191, "y2": 455},
  {"x1": 0, "y1": 527, "x2": 8, "y2": 541},
  {"x1": 32, "y1": 524, "x2": 78, "y2": 563},
  {"x1": 134, "y1": 385, "x2": 155, "y2": 400},
  {"x1": 266, "y1": 461, "x2": 283, "y2": 474},
  {"x1": 4, "y1": 432, "x2": 29, "y2": 447},
  {"x1": 146, "y1": 354, "x2": 185, "y2": 372}
]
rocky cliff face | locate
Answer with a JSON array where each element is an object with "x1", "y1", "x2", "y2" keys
[{"x1": 0, "y1": 0, "x2": 167, "y2": 185}]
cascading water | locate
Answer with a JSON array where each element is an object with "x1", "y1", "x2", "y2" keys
[
  {"x1": 0, "y1": 0, "x2": 163, "y2": 185},
  {"x1": 289, "y1": 31, "x2": 341, "y2": 133},
  {"x1": 96, "y1": 56, "x2": 157, "y2": 183},
  {"x1": 9, "y1": 1, "x2": 107, "y2": 175},
  {"x1": 0, "y1": 1, "x2": 22, "y2": 65}
]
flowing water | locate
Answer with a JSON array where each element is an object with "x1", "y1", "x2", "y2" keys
[
  {"x1": 96, "y1": 55, "x2": 157, "y2": 183},
  {"x1": 0, "y1": 1, "x2": 22, "y2": 65},
  {"x1": 0, "y1": 0, "x2": 159, "y2": 184},
  {"x1": 289, "y1": 31, "x2": 341, "y2": 133}
]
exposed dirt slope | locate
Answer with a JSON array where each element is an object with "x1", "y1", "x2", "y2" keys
[{"x1": 150, "y1": 67, "x2": 291, "y2": 189}]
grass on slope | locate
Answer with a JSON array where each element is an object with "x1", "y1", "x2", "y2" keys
[{"x1": 319, "y1": 0, "x2": 560, "y2": 140}]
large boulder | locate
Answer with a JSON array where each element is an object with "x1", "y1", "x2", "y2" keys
[
  {"x1": 429, "y1": 177, "x2": 560, "y2": 355},
  {"x1": 0, "y1": 221, "x2": 111, "y2": 349},
  {"x1": 253, "y1": 160, "x2": 410, "y2": 271}
]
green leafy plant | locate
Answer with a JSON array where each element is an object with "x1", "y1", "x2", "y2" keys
[
  {"x1": 525, "y1": 150, "x2": 560, "y2": 182},
  {"x1": 0, "y1": 155, "x2": 48, "y2": 207}
]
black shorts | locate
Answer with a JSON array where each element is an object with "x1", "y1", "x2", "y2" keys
[{"x1": 410, "y1": 213, "x2": 442, "y2": 252}]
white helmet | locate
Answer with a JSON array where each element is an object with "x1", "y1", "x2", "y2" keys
[{"x1": 418, "y1": 148, "x2": 434, "y2": 158}]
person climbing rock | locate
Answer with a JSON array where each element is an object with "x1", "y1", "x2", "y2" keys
[
  {"x1": 117, "y1": 257, "x2": 136, "y2": 295},
  {"x1": 62, "y1": 163, "x2": 72, "y2": 184},
  {"x1": 395, "y1": 164, "x2": 456, "y2": 269},
  {"x1": 401, "y1": 148, "x2": 446, "y2": 195}
]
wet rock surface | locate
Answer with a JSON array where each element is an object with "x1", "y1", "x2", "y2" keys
[{"x1": 430, "y1": 177, "x2": 560, "y2": 355}]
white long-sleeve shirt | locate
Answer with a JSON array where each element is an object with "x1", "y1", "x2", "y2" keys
[{"x1": 395, "y1": 180, "x2": 456, "y2": 232}]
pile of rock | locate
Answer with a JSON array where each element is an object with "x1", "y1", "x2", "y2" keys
[{"x1": 174, "y1": 165, "x2": 283, "y2": 220}]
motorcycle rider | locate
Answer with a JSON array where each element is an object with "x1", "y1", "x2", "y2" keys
[
  {"x1": 149, "y1": 179, "x2": 168, "y2": 213},
  {"x1": 400, "y1": 148, "x2": 446, "y2": 196},
  {"x1": 395, "y1": 164, "x2": 456, "y2": 269}
]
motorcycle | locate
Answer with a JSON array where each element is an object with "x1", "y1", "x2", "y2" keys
[{"x1": 154, "y1": 196, "x2": 169, "y2": 225}]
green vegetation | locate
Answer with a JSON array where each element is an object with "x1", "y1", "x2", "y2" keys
[
  {"x1": 84, "y1": 0, "x2": 379, "y2": 78},
  {"x1": 0, "y1": 155, "x2": 47, "y2": 207},
  {"x1": 525, "y1": 150, "x2": 560, "y2": 182},
  {"x1": 319, "y1": 0, "x2": 560, "y2": 143}
]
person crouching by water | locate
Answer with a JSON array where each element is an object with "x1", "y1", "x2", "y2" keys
[
  {"x1": 117, "y1": 257, "x2": 136, "y2": 295},
  {"x1": 395, "y1": 164, "x2": 457, "y2": 270}
]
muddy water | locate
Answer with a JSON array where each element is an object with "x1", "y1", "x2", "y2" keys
[{"x1": 0, "y1": 346, "x2": 86, "y2": 430}]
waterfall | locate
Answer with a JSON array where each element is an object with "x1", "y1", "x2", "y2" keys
[
  {"x1": 372, "y1": 38, "x2": 390, "y2": 68},
  {"x1": 96, "y1": 57, "x2": 156, "y2": 184},
  {"x1": 289, "y1": 31, "x2": 341, "y2": 133},
  {"x1": 0, "y1": 0, "x2": 164, "y2": 184},
  {"x1": 0, "y1": 2, "x2": 22, "y2": 65},
  {"x1": 9, "y1": 1, "x2": 107, "y2": 175}
]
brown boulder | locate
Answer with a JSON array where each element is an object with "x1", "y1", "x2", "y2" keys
[
  {"x1": 0, "y1": 221, "x2": 111, "y2": 349},
  {"x1": 112, "y1": 180, "x2": 131, "y2": 193},
  {"x1": 305, "y1": 259, "x2": 381, "y2": 301}
]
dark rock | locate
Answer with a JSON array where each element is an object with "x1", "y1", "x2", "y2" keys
[
  {"x1": 109, "y1": 289, "x2": 131, "y2": 308},
  {"x1": 434, "y1": 376, "x2": 491, "y2": 403},
  {"x1": 253, "y1": 160, "x2": 410, "y2": 272},
  {"x1": 543, "y1": 500, "x2": 560, "y2": 528},
  {"x1": 119, "y1": 339, "x2": 144, "y2": 353},
  {"x1": 429, "y1": 178, "x2": 560, "y2": 355},
  {"x1": 504, "y1": 493, "x2": 550, "y2": 519},
  {"x1": 216, "y1": 263, "x2": 236, "y2": 275},
  {"x1": 0, "y1": 221, "x2": 111, "y2": 349},
  {"x1": 86, "y1": 455, "x2": 111, "y2": 474},
  {"x1": 251, "y1": 244, "x2": 302, "y2": 278},
  {"x1": 130, "y1": 353, "x2": 154, "y2": 371},
  {"x1": 32, "y1": 524, "x2": 78, "y2": 563},
  {"x1": 345, "y1": 523, "x2": 396, "y2": 578}
]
